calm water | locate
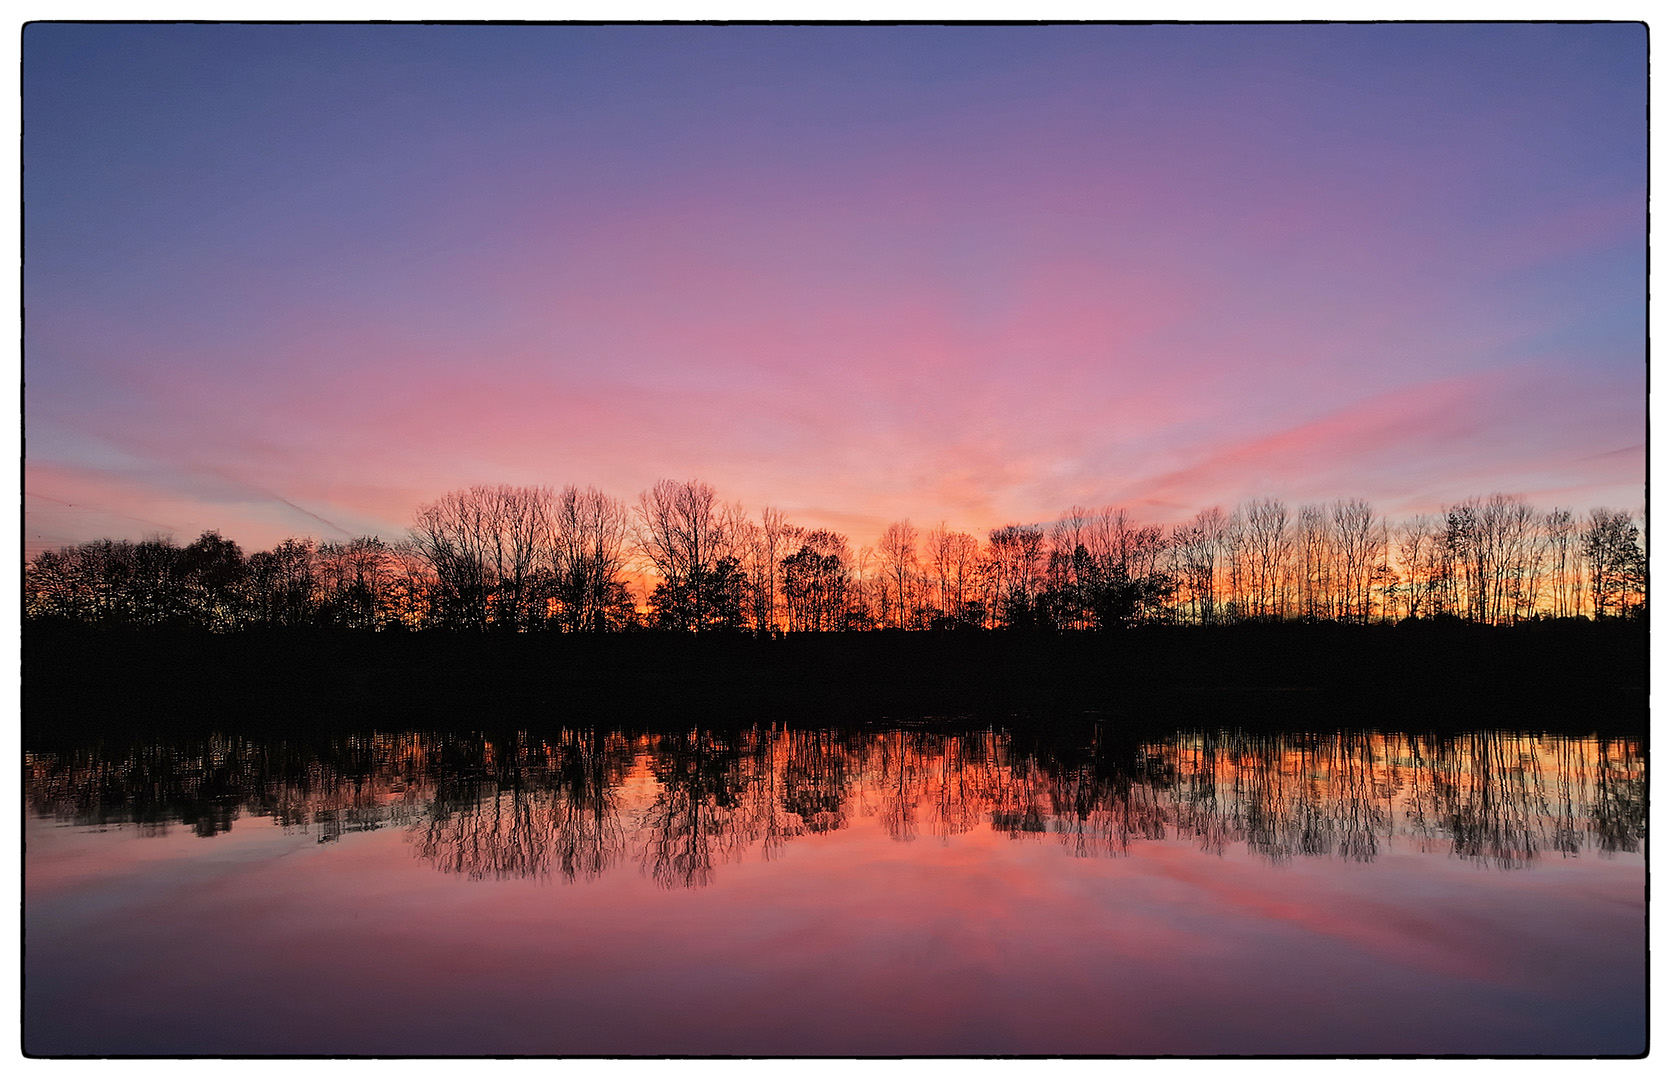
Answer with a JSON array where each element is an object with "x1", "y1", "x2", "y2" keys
[{"x1": 24, "y1": 721, "x2": 1645, "y2": 1056}]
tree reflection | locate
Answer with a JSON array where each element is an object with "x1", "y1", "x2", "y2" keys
[
  {"x1": 778, "y1": 728, "x2": 854, "y2": 837},
  {"x1": 410, "y1": 730, "x2": 630, "y2": 881},
  {"x1": 636, "y1": 729, "x2": 753, "y2": 889},
  {"x1": 26, "y1": 721, "x2": 1646, "y2": 889}
]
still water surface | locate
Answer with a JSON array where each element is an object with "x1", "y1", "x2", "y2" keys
[{"x1": 25, "y1": 721, "x2": 1645, "y2": 1055}]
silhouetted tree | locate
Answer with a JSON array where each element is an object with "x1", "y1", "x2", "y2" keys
[
  {"x1": 1392, "y1": 515, "x2": 1437, "y2": 620},
  {"x1": 1239, "y1": 498, "x2": 1291, "y2": 621},
  {"x1": 1170, "y1": 507, "x2": 1225, "y2": 626},
  {"x1": 409, "y1": 485, "x2": 553, "y2": 631},
  {"x1": 1296, "y1": 503, "x2": 1332, "y2": 621},
  {"x1": 735, "y1": 507, "x2": 794, "y2": 635},
  {"x1": 877, "y1": 520, "x2": 923, "y2": 629},
  {"x1": 634, "y1": 479, "x2": 732, "y2": 633},
  {"x1": 1331, "y1": 498, "x2": 1377, "y2": 623},
  {"x1": 781, "y1": 530, "x2": 853, "y2": 632},
  {"x1": 925, "y1": 523, "x2": 982, "y2": 628},
  {"x1": 650, "y1": 555, "x2": 747, "y2": 632},
  {"x1": 550, "y1": 486, "x2": 631, "y2": 632},
  {"x1": 248, "y1": 537, "x2": 316, "y2": 627},
  {"x1": 1583, "y1": 508, "x2": 1645, "y2": 619},
  {"x1": 176, "y1": 531, "x2": 248, "y2": 630},
  {"x1": 316, "y1": 536, "x2": 394, "y2": 630},
  {"x1": 987, "y1": 524, "x2": 1046, "y2": 629},
  {"x1": 1544, "y1": 508, "x2": 1579, "y2": 618},
  {"x1": 27, "y1": 483, "x2": 1646, "y2": 630}
]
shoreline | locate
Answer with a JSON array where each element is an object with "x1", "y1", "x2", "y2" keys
[{"x1": 24, "y1": 620, "x2": 1647, "y2": 739}]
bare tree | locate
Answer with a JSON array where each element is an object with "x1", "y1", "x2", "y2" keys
[
  {"x1": 987, "y1": 524, "x2": 1046, "y2": 627},
  {"x1": 316, "y1": 536, "x2": 394, "y2": 630},
  {"x1": 1503, "y1": 498, "x2": 1544, "y2": 623},
  {"x1": 249, "y1": 537, "x2": 318, "y2": 628},
  {"x1": 924, "y1": 525, "x2": 982, "y2": 627},
  {"x1": 1331, "y1": 498, "x2": 1376, "y2": 623},
  {"x1": 1393, "y1": 515, "x2": 1436, "y2": 620},
  {"x1": 488, "y1": 485, "x2": 555, "y2": 630},
  {"x1": 877, "y1": 520, "x2": 921, "y2": 629},
  {"x1": 412, "y1": 491, "x2": 488, "y2": 629},
  {"x1": 925, "y1": 522, "x2": 954, "y2": 623},
  {"x1": 1431, "y1": 494, "x2": 1555, "y2": 624},
  {"x1": 1583, "y1": 507, "x2": 1644, "y2": 619},
  {"x1": 551, "y1": 486, "x2": 631, "y2": 632},
  {"x1": 411, "y1": 485, "x2": 552, "y2": 631},
  {"x1": 1544, "y1": 508, "x2": 1578, "y2": 619},
  {"x1": 733, "y1": 507, "x2": 794, "y2": 635},
  {"x1": 1240, "y1": 498, "x2": 1291, "y2": 621},
  {"x1": 634, "y1": 479, "x2": 730, "y2": 632},
  {"x1": 1048, "y1": 509, "x2": 1094, "y2": 630},
  {"x1": 1221, "y1": 510, "x2": 1248, "y2": 621},
  {"x1": 1296, "y1": 504, "x2": 1333, "y2": 621},
  {"x1": 849, "y1": 544, "x2": 881, "y2": 630},
  {"x1": 387, "y1": 540, "x2": 438, "y2": 629},
  {"x1": 1171, "y1": 506, "x2": 1225, "y2": 625}
]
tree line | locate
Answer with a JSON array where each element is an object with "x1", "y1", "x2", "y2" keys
[{"x1": 24, "y1": 479, "x2": 1645, "y2": 632}]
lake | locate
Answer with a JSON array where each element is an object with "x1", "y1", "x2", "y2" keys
[{"x1": 23, "y1": 719, "x2": 1646, "y2": 1056}]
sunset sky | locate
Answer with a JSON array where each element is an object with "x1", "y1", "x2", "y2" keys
[{"x1": 23, "y1": 23, "x2": 1646, "y2": 557}]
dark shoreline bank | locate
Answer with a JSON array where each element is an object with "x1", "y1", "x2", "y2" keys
[{"x1": 23, "y1": 620, "x2": 1646, "y2": 741}]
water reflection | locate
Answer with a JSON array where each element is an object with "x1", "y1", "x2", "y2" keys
[{"x1": 25, "y1": 724, "x2": 1645, "y2": 888}]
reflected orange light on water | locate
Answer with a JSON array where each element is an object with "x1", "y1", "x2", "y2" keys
[
  {"x1": 24, "y1": 722, "x2": 1645, "y2": 1054},
  {"x1": 26, "y1": 726, "x2": 1644, "y2": 883}
]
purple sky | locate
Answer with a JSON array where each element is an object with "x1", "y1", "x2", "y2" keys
[{"x1": 23, "y1": 23, "x2": 1646, "y2": 556}]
